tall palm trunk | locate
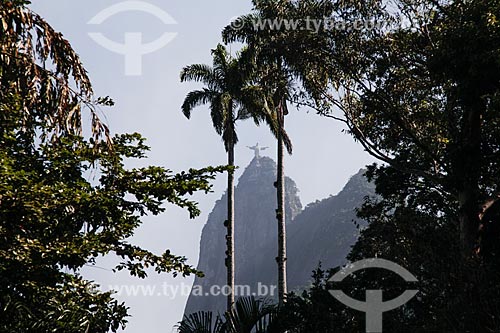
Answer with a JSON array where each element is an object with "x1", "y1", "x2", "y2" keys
[
  {"x1": 276, "y1": 102, "x2": 287, "y2": 306},
  {"x1": 226, "y1": 128, "x2": 235, "y2": 311}
]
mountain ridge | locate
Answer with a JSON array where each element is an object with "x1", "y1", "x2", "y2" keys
[{"x1": 184, "y1": 157, "x2": 375, "y2": 315}]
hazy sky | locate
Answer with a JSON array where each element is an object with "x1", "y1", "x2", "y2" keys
[{"x1": 30, "y1": 1, "x2": 374, "y2": 332}]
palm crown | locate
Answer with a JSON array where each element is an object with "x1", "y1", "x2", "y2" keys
[{"x1": 181, "y1": 44, "x2": 274, "y2": 151}]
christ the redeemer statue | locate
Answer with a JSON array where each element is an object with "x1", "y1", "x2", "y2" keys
[{"x1": 247, "y1": 142, "x2": 269, "y2": 159}]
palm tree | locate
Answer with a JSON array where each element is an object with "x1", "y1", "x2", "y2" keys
[
  {"x1": 222, "y1": 1, "x2": 294, "y2": 307},
  {"x1": 181, "y1": 44, "x2": 272, "y2": 311},
  {"x1": 222, "y1": 0, "x2": 330, "y2": 306}
]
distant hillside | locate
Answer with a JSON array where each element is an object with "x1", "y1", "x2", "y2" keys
[
  {"x1": 285, "y1": 168, "x2": 375, "y2": 289},
  {"x1": 184, "y1": 157, "x2": 302, "y2": 315},
  {"x1": 184, "y1": 158, "x2": 375, "y2": 316}
]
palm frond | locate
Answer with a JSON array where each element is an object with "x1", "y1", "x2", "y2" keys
[
  {"x1": 222, "y1": 13, "x2": 261, "y2": 45},
  {"x1": 238, "y1": 85, "x2": 273, "y2": 124},
  {"x1": 247, "y1": 99, "x2": 293, "y2": 155},
  {"x1": 181, "y1": 89, "x2": 216, "y2": 119},
  {"x1": 209, "y1": 94, "x2": 225, "y2": 136},
  {"x1": 281, "y1": 126, "x2": 293, "y2": 155},
  {"x1": 176, "y1": 311, "x2": 225, "y2": 333},
  {"x1": 224, "y1": 297, "x2": 276, "y2": 333},
  {"x1": 211, "y1": 44, "x2": 230, "y2": 83},
  {"x1": 181, "y1": 64, "x2": 221, "y2": 91}
]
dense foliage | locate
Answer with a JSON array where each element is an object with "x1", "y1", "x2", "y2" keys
[
  {"x1": 206, "y1": 0, "x2": 500, "y2": 331},
  {"x1": 312, "y1": 0, "x2": 500, "y2": 330},
  {"x1": 4, "y1": 0, "x2": 500, "y2": 331},
  {"x1": 1, "y1": 1, "x2": 224, "y2": 331},
  {"x1": 0, "y1": 117, "x2": 223, "y2": 331},
  {"x1": 282, "y1": 0, "x2": 500, "y2": 331}
]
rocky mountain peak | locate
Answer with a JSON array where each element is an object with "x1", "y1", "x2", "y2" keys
[{"x1": 184, "y1": 156, "x2": 302, "y2": 315}]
